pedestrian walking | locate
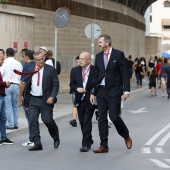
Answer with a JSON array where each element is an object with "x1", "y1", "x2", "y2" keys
[
  {"x1": 19, "y1": 49, "x2": 35, "y2": 146},
  {"x1": 22, "y1": 51, "x2": 60, "y2": 151},
  {"x1": 134, "y1": 60, "x2": 145, "y2": 88},
  {"x1": 90, "y1": 34, "x2": 132, "y2": 153},
  {"x1": 158, "y1": 58, "x2": 168, "y2": 97},
  {"x1": 69, "y1": 55, "x2": 80, "y2": 127},
  {"x1": 149, "y1": 69, "x2": 157, "y2": 97},
  {"x1": 70, "y1": 52, "x2": 96, "y2": 152}
]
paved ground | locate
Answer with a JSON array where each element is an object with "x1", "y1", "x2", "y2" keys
[
  {"x1": 2, "y1": 77, "x2": 170, "y2": 170},
  {"x1": 7, "y1": 77, "x2": 149, "y2": 138}
]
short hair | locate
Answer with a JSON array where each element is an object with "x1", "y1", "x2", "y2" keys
[
  {"x1": 128, "y1": 55, "x2": 132, "y2": 59},
  {"x1": 6, "y1": 48, "x2": 14, "y2": 56},
  {"x1": 33, "y1": 51, "x2": 44, "y2": 58},
  {"x1": 21, "y1": 48, "x2": 28, "y2": 52},
  {"x1": 99, "y1": 34, "x2": 112, "y2": 46},
  {"x1": 25, "y1": 50, "x2": 34, "y2": 60},
  {"x1": 75, "y1": 55, "x2": 79, "y2": 60},
  {"x1": 0, "y1": 49, "x2": 5, "y2": 54}
]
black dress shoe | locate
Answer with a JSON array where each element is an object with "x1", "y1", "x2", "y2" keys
[
  {"x1": 14, "y1": 126, "x2": 18, "y2": 129},
  {"x1": 69, "y1": 120, "x2": 77, "y2": 127},
  {"x1": 80, "y1": 146, "x2": 89, "y2": 152},
  {"x1": 54, "y1": 140, "x2": 60, "y2": 148},
  {"x1": 28, "y1": 144, "x2": 43, "y2": 151}
]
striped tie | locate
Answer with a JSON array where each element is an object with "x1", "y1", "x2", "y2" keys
[{"x1": 104, "y1": 52, "x2": 108, "y2": 69}]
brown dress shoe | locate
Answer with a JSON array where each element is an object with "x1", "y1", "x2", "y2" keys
[
  {"x1": 125, "y1": 136, "x2": 132, "y2": 149},
  {"x1": 93, "y1": 147, "x2": 109, "y2": 153}
]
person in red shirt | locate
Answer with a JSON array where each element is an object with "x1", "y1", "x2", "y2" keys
[{"x1": 155, "y1": 58, "x2": 163, "y2": 88}]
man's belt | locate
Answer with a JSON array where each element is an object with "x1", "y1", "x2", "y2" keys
[{"x1": 31, "y1": 95, "x2": 43, "y2": 98}]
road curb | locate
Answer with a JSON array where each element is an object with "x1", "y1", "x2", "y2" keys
[{"x1": 7, "y1": 112, "x2": 72, "y2": 138}]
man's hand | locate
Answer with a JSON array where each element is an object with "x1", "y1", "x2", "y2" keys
[
  {"x1": 20, "y1": 96, "x2": 24, "y2": 101},
  {"x1": 123, "y1": 93, "x2": 130, "y2": 101},
  {"x1": 6, "y1": 81, "x2": 10, "y2": 88},
  {"x1": 77, "y1": 87, "x2": 86, "y2": 93},
  {"x1": 90, "y1": 94, "x2": 95, "y2": 105},
  {"x1": 47, "y1": 97, "x2": 54, "y2": 104}
]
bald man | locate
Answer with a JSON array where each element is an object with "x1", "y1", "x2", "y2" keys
[{"x1": 70, "y1": 52, "x2": 96, "y2": 152}]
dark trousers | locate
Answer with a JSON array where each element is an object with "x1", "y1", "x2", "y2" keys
[
  {"x1": 77, "y1": 99, "x2": 95, "y2": 146},
  {"x1": 28, "y1": 96, "x2": 59, "y2": 145},
  {"x1": 135, "y1": 74, "x2": 142, "y2": 86},
  {"x1": 97, "y1": 88, "x2": 129, "y2": 148}
]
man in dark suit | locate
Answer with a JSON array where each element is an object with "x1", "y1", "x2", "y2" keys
[
  {"x1": 70, "y1": 52, "x2": 96, "y2": 152},
  {"x1": 23, "y1": 51, "x2": 60, "y2": 151},
  {"x1": 90, "y1": 34, "x2": 132, "y2": 153}
]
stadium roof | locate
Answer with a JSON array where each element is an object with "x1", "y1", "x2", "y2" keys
[{"x1": 110, "y1": 0, "x2": 157, "y2": 15}]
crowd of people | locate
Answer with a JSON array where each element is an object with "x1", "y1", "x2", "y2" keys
[
  {"x1": 125, "y1": 55, "x2": 170, "y2": 98},
  {"x1": 2, "y1": 33, "x2": 169, "y2": 153},
  {"x1": 0, "y1": 47, "x2": 60, "y2": 151}
]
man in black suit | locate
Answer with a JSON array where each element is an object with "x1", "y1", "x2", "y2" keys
[
  {"x1": 90, "y1": 34, "x2": 132, "y2": 153},
  {"x1": 23, "y1": 51, "x2": 60, "y2": 151},
  {"x1": 70, "y1": 52, "x2": 96, "y2": 152}
]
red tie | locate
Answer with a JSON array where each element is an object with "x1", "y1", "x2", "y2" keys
[
  {"x1": 13, "y1": 66, "x2": 42, "y2": 77},
  {"x1": 14, "y1": 66, "x2": 42, "y2": 86},
  {"x1": 36, "y1": 69, "x2": 40, "y2": 86}
]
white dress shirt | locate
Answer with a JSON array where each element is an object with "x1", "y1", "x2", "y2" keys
[
  {"x1": 1, "y1": 57, "x2": 23, "y2": 84},
  {"x1": 100, "y1": 48, "x2": 112, "y2": 85},
  {"x1": 82, "y1": 64, "x2": 91, "y2": 89},
  {"x1": 30, "y1": 66, "x2": 44, "y2": 96}
]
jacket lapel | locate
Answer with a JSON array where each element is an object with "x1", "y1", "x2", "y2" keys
[
  {"x1": 78, "y1": 66, "x2": 83, "y2": 87},
  {"x1": 42, "y1": 64, "x2": 47, "y2": 86},
  {"x1": 99, "y1": 52, "x2": 105, "y2": 71},
  {"x1": 85, "y1": 65, "x2": 93, "y2": 89},
  {"x1": 106, "y1": 48, "x2": 115, "y2": 70}
]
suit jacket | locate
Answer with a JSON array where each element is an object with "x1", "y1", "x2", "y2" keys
[
  {"x1": 23, "y1": 64, "x2": 59, "y2": 108},
  {"x1": 70, "y1": 65, "x2": 96, "y2": 108},
  {"x1": 92, "y1": 48, "x2": 130, "y2": 97}
]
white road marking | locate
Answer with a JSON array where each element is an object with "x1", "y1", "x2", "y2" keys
[
  {"x1": 150, "y1": 159, "x2": 170, "y2": 168},
  {"x1": 157, "y1": 132, "x2": 170, "y2": 146},
  {"x1": 141, "y1": 147, "x2": 151, "y2": 153},
  {"x1": 155, "y1": 147, "x2": 164, "y2": 154},
  {"x1": 129, "y1": 107, "x2": 148, "y2": 114},
  {"x1": 164, "y1": 159, "x2": 170, "y2": 163},
  {"x1": 145, "y1": 123, "x2": 170, "y2": 146}
]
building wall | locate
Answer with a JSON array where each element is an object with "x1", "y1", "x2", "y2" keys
[
  {"x1": 145, "y1": 36, "x2": 162, "y2": 59},
  {"x1": 150, "y1": 0, "x2": 170, "y2": 36},
  {"x1": 149, "y1": 0, "x2": 170, "y2": 52},
  {"x1": 0, "y1": 1, "x2": 145, "y2": 93}
]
